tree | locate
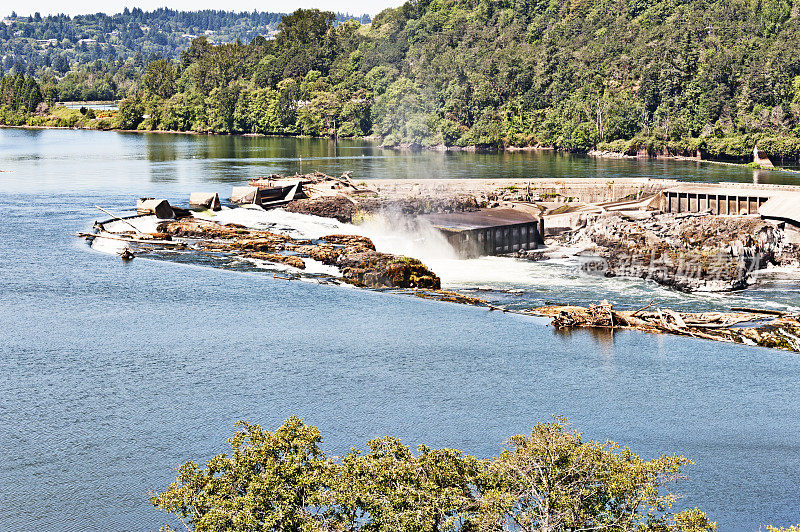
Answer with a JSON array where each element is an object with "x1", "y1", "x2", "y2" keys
[
  {"x1": 152, "y1": 417, "x2": 716, "y2": 532},
  {"x1": 142, "y1": 58, "x2": 177, "y2": 99},
  {"x1": 151, "y1": 417, "x2": 331, "y2": 532},
  {"x1": 274, "y1": 9, "x2": 336, "y2": 79},
  {"x1": 114, "y1": 95, "x2": 144, "y2": 129},
  {"x1": 332, "y1": 437, "x2": 479, "y2": 532},
  {"x1": 475, "y1": 418, "x2": 715, "y2": 532}
]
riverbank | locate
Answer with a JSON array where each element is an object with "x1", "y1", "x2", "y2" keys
[
  {"x1": 4, "y1": 119, "x2": 800, "y2": 171},
  {"x1": 589, "y1": 148, "x2": 800, "y2": 174},
  {"x1": 5, "y1": 127, "x2": 800, "y2": 531}
]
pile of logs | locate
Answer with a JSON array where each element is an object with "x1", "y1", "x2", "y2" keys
[{"x1": 529, "y1": 301, "x2": 800, "y2": 352}]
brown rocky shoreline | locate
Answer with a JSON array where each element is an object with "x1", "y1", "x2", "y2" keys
[{"x1": 157, "y1": 217, "x2": 441, "y2": 290}]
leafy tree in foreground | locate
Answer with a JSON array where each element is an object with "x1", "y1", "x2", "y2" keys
[
  {"x1": 152, "y1": 417, "x2": 716, "y2": 532},
  {"x1": 475, "y1": 418, "x2": 715, "y2": 532},
  {"x1": 331, "y1": 437, "x2": 479, "y2": 531},
  {"x1": 151, "y1": 418, "x2": 331, "y2": 532}
]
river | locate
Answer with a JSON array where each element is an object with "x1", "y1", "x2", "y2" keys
[{"x1": 0, "y1": 128, "x2": 798, "y2": 531}]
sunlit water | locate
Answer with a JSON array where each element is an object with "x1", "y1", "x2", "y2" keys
[{"x1": 1, "y1": 129, "x2": 799, "y2": 531}]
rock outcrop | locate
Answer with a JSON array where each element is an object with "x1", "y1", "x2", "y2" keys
[
  {"x1": 156, "y1": 218, "x2": 440, "y2": 289},
  {"x1": 284, "y1": 193, "x2": 483, "y2": 224},
  {"x1": 568, "y1": 212, "x2": 789, "y2": 291},
  {"x1": 285, "y1": 196, "x2": 357, "y2": 223}
]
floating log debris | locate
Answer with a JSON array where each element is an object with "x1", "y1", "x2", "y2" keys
[
  {"x1": 77, "y1": 231, "x2": 183, "y2": 247},
  {"x1": 529, "y1": 302, "x2": 800, "y2": 352},
  {"x1": 94, "y1": 205, "x2": 143, "y2": 233}
]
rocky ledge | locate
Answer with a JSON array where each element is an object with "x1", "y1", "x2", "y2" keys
[
  {"x1": 565, "y1": 212, "x2": 797, "y2": 292},
  {"x1": 157, "y1": 218, "x2": 440, "y2": 289},
  {"x1": 284, "y1": 194, "x2": 483, "y2": 224}
]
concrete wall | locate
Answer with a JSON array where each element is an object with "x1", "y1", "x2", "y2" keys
[
  {"x1": 662, "y1": 191, "x2": 769, "y2": 215},
  {"x1": 442, "y1": 220, "x2": 543, "y2": 258},
  {"x1": 528, "y1": 181, "x2": 676, "y2": 204}
]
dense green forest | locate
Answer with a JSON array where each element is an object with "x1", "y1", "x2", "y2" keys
[
  {"x1": 3, "y1": 0, "x2": 800, "y2": 160},
  {"x1": 0, "y1": 9, "x2": 369, "y2": 101}
]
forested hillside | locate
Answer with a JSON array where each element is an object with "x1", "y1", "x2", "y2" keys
[
  {"x1": 4, "y1": 0, "x2": 800, "y2": 160},
  {"x1": 0, "y1": 9, "x2": 369, "y2": 101}
]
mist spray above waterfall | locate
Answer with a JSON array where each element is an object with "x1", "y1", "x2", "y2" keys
[{"x1": 356, "y1": 207, "x2": 459, "y2": 263}]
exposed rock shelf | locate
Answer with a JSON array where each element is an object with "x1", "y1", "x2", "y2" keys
[
  {"x1": 563, "y1": 212, "x2": 799, "y2": 292},
  {"x1": 154, "y1": 218, "x2": 441, "y2": 290}
]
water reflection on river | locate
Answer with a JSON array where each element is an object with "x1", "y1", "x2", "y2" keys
[{"x1": 0, "y1": 129, "x2": 799, "y2": 531}]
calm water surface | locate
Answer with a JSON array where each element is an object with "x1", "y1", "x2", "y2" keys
[{"x1": 1, "y1": 129, "x2": 799, "y2": 531}]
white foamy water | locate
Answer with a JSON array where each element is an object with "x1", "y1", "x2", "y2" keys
[
  {"x1": 94, "y1": 207, "x2": 800, "y2": 313},
  {"x1": 90, "y1": 234, "x2": 130, "y2": 255},
  {"x1": 195, "y1": 206, "x2": 347, "y2": 240},
  {"x1": 99, "y1": 215, "x2": 162, "y2": 233}
]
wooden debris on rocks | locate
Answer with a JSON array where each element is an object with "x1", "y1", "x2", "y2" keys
[
  {"x1": 529, "y1": 301, "x2": 800, "y2": 352},
  {"x1": 136, "y1": 198, "x2": 174, "y2": 218},
  {"x1": 189, "y1": 192, "x2": 221, "y2": 211}
]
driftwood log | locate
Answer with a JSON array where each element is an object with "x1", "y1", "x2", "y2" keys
[{"x1": 528, "y1": 302, "x2": 800, "y2": 352}]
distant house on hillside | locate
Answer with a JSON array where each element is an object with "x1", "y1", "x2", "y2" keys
[
  {"x1": 77, "y1": 38, "x2": 97, "y2": 45},
  {"x1": 36, "y1": 39, "x2": 57, "y2": 48},
  {"x1": 182, "y1": 33, "x2": 197, "y2": 40}
]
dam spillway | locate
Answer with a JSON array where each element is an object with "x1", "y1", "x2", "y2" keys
[
  {"x1": 661, "y1": 183, "x2": 800, "y2": 226},
  {"x1": 422, "y1": 209, "x2": 544, "y2": 258}
]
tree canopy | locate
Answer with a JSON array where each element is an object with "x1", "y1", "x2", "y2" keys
[
  {"x1": 5, "y1": 0, "x2": 800, "y2": 160},
  {"x1": 151, "y1": 416, "x2": 716, "y2": 532}
]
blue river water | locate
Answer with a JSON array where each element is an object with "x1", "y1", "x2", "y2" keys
[{"x1": 0, "y1": 128, "x2": 799, "y2": 531}]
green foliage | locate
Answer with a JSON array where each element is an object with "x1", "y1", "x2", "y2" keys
[
  {"x1": 0, "y1": 73, "x2": 42, "y2": 113},
  {"x1": 151, "y1": 417, "x2": 330, "y2": 532},
  {"x1": 476, "y1": 418, "x2": 708, "y2": 531},
  {"x1": 143, "y1": 59, "x2": 177, "y2": 99},
  {"x1": 115, "y1": 96, "x2": 144, "y2": 129},
  {"x1": 6, "y1": 0, "x2": 800, "y2": 159},
  {"x1": 152, "y1": 417, "x2": 716, "y2": 532},
  {"x1": 333, "y1": 437, "x2": 479, "y2": 531}
]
